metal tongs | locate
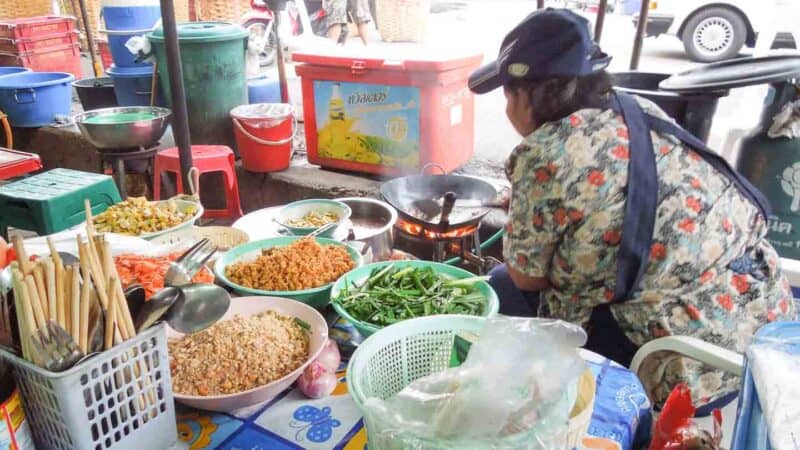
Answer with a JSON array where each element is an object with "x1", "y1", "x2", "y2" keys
[{"x1": 164, "y1": 238, "x2": 217, "y2": 287}]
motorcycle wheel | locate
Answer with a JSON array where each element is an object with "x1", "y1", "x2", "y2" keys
[{"x1": 245, "y1": 19, "x2": 277, "y2": 67}]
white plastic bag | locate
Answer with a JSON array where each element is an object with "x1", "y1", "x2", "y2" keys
[
  {"x1": 124, "y1": 35, "x2": 156, "y2": 64},
  {"x1": 768, "y1": 98, "x2": 800, "y2": 139},
  {"x1": 747, "y1": 336, "x2": 800, "y2": 450},
  {"x1": 362, "y1": 317, "x2": 588, "y2": 450}
]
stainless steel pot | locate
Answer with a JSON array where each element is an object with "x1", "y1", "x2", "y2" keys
[
  {"x1": 338, "y1": 197, "x2": 397, "y2": 261},
  {"x1": 73, "y1": 106, "x2": 172, "y2": 150}
]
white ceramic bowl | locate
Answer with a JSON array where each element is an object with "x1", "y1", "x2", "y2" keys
[
  {"x1": 167, "y1": 296, "x2": 329, "y2": 413},
  {"x1": 276, "y1": 199, "x2": 351, "y2": 238}
]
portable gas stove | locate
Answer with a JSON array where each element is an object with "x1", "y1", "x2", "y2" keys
[
  {"x1": 382, "y1": 175, "x2": 503, "y2": 274},
  {"x1": 96, "y1": 144, "x2": 160, "y2": 198}
]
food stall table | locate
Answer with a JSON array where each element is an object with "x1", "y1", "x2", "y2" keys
[{"x1": 173, "y1": 338, "x2": 652, "y2": 450}]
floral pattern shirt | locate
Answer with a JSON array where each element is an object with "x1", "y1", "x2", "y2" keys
[{"x1": 503, "y1": 96, "x2": 796, "y2": 407}]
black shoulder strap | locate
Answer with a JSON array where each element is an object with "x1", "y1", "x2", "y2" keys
[{"x1": 611, "y1": 93, "x2": 659, "y2": 303}]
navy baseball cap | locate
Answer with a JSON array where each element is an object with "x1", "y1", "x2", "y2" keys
[{"x1": 469, "y1": 8, "x2": 612, "y2": 94}]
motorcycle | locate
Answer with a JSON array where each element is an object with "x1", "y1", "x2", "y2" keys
[
  {"x1": 243, "y1": 0, "x2": 333, "y2": 67},
  {"x1": 242, "y1": 0, "x2": 278, "y2": 67}
]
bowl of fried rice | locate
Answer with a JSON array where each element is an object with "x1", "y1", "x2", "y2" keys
[{"x1": 214, "y1": 236, "x2": 363, "y2": 308}]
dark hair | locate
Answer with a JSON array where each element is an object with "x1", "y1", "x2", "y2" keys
[{"x1": 506, "y1": 70, "x2": 613, "y2": 125}]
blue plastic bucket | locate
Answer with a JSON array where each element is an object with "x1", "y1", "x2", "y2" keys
[
  {"x1": 0, "y1": 72, "x2": 74, "y2": 127},
  {"x1": 101, "y1": 0, "x2": 161, "y2": 31},
  {"x1": 103, "y1": 29, "x2": 152, "y2": 67},
  {"x1": 248, "y1": 74, "x2": 281, "y2": 104},
  {"x1": 107, "y1": 64, "x2": 162, "y2": 106},
  {"x1": 0, "y1": 67, "x2": 31, "y2": 79}
]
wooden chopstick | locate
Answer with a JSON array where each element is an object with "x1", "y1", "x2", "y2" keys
[
  {"x1": 43, "y1": 258, "x2": 56, "y2": 324},
  {"x1": 23, "y1": 274, "x2": 47, "y2": 334},
  {"x1": 79, "y1": 277, "x2": 91, "y2": 354},
  {"x1": 104, "y1": 277, "x2": 120, "y2": 350},
  {"x1": 11, "y1": 235, "x2": 30, "y2": 275},
  {"x1": 12, "y1": 269, "x2": 35, "y2": 362},
  {"x1": 60, "y1": 266, "x2": 71, "y2": 332},
  {"x1": 32, "y1": 263, "x2": 48, "y2": 320},
  {"x1": 70, "y1": 265, "x2": 81, "y2": 345}
]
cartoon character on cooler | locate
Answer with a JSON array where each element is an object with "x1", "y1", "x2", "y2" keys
[{"x1": 779, "y1": 162, "x2": 800, "y2": 212}]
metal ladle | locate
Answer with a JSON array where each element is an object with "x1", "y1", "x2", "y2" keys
[{"x1": 134, "y1": 284, "x2": 230, "y2": 334}]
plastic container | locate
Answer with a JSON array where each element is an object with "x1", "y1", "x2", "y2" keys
[
  {"x1": 101, "y1": 0, "x2": 161, "y2": 31},
  {"x1": 0, "y1": 387, "x2": 35, "y2": 450},
  {"x1": 102, "y1": 28, "x2": 152, "y2": 67},
  {"x1": 610, "y1": 72, "x2": 726, "y2": 143},
  {"x1": 248, "y1": 74, "x2": 281, "y2": 104},
  {"x1": 107, "y1": 64, "x2": 160, "y2": 106},
  {"x1": 0, "y1": 324, "x2": 178, "y2": 450},
  {"x1": 230, "y1": 103, "x2": 295, "y2": 172},
  {"x1": 73, "y1": 76, "x2": 118, "y2": 110},
  {"x1": 0, "y1": 66, "x2": 30, "y2": 78},
  {"x1": 293, "y1": 47, "x2": 482, "y2": 175},
  {"x1": 622, "y1": 0, "x2": 642, "y2": 15},
  {"x1": 0, "y1": 43, "x2": 82, "y2": 78},
  {"x1": 0, "y1": 16, "x2": 76, "y2": 41},
  {"x1": 0, "y1": 71, "x2": 74, "y2": 127},
  {"x1": 0, "y1": 30, "x2": 80, "y2": 54},
  {"x1": 148, "y1": 22, "x2": 249, "y2": 149}
]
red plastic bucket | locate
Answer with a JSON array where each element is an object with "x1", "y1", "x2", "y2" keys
[{"x1": 230, "y1": 103, "x2": 295, "y2": 172}]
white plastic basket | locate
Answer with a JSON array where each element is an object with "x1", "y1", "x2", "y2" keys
[
  {"x1": 375, "y1": 0, "x2": 430, "y2": 43},
  {"x1": 0, "y1": 324, "x2": 177, "y2": 450}
]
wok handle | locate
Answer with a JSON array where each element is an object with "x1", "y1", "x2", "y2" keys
[{"x1": 439, "y1": 191, "x2": 456, "y2": 230}]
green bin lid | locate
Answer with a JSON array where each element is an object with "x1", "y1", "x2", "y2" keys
[{"x1": 148, "y1": 21, "x2": 247, "y2": 43}]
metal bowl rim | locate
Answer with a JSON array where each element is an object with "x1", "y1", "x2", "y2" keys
[
  {"x1": 73, "y1": 106, "x2": 172, "y2": 124},
  {"x1": 337, "y1": 197, "x2": 397, "y2": 236}
]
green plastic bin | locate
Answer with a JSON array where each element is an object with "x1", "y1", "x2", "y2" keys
[
  {"x1": 0, "y1": 168, "x2": 121, "y2": 237},
  {"x1": 148, "y1": 22, "x2": 248, "y2": 150}
]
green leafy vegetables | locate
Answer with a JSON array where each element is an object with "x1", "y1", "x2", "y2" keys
[{"x1": 334, "y1": 264, "x2": 488, "y2": 327}]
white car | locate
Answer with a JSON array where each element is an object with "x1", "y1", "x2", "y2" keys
[{"x1": 637, "y1": 0, "x2": 798, "y2": 62}]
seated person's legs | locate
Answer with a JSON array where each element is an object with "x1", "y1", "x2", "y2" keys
[
  {"x1": 488, "y1": 264, "x2": 540, "y2": 317},
  {"x1": 324, "y1": 0, "x2": 348, "y2": 39}
]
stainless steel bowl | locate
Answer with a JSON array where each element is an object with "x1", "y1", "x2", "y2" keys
[
  {"x1": 338, "y1": 197, "x2": 397, "y2": 261},
  {"x1": 73, "y1": 106, "x2": 172, "y2": 150}
]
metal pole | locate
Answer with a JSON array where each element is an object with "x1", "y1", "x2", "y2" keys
[
  {"x1": 267, "y1": 0, "x2": 290, "y2": 103},
  {"x1": 630, "y1": 0, "x2": 650, "y2": 70},
  {"x1": 75, "y1": 0, "x2": 103, "y2": 76},
  {"x1": 159, "y1": 0, "x2": 193, "y2": 189},
  {"x1": 594, "y1": 0, "x2": 608, "y2": 42},
  {"x1": 537, "y1": 0, "x2": 544, "y2": 8}
]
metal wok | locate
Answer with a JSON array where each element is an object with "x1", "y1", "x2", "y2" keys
[{"x1": 380, "y1": 174, "x2": 498, "y2": 229}]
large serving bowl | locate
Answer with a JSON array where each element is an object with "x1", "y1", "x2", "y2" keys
[
  {"x1": 88, "y1": 199, "x2": 203, "y2": 241},
  {"x1": 73, "y1": 106, "x2": 171, "y2": 150},
  {"x1": 330, "y1": 260, "x2": 500, "y2": 337},
  {"x1": 214, "y1": 236, "x2": 363, "y2": 308},
  {"x1": 167, "y1": 296, "x2": 328, "y2": 412},
  {"x1": 275, "y1": 199, "x2": 351, "y2": 238}
]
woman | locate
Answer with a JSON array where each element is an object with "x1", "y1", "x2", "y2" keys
[{"x1": 473, "y1": 9, "x2": 796, "y2": 409}]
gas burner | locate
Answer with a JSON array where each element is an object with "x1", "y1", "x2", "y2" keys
[
  {"x1": 394, "y1": 217, "x2": 500, "y2": 274},
  {"x1": 95, "y1": 144, "x2": 161, "y2": 198}
]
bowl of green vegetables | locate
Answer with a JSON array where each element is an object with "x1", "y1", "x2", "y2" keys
[{"x1": 331, "y1": 260, "x2": 500, "y2": 337}]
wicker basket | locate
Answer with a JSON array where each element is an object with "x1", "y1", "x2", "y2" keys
[
  {"x1": 375, "y1": 0, "x2": 429, "y2": 43},
  {"x1": 3, "y1": 0, "x2": 54, "y2": 19},
  {"x1": 196, "y1": 0, "x2": 250, "y2": 23}
]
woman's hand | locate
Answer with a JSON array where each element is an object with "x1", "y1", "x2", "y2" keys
[{"x1": 498, "y1": 187, "x2": 511, "y2": 212}]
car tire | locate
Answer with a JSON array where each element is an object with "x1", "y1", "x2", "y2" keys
[{"x1": 682, "y1": 7, "x2": 747, "y2": 63}]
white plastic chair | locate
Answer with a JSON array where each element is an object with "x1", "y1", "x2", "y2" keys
[{"x1": 630, "y1": 335, "x2": 745, "y2": 377}]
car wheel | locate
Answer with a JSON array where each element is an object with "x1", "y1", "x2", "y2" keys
[{"x1": 682, "y1": 7, "x2": 747, "y2": 62}]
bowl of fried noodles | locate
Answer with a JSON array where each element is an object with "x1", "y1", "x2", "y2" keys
[
  {"x1": 214, "y1": 236, "x2": 362, "y2": 308},
  {"x1": 276, "y1": 199, "x2": 351, "y2": 238}
]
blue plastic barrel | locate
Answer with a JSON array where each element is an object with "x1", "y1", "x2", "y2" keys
[
  {"x1": 107, "y1": 64, "x2": 162, "y2": 106},
  {"x1": 101, "y1": 0, "x2": 161, "y2": 31},
  {"x1": 0, "y1": 67, "x2": 31, "y2": 78},
  {"x1": 103, "y1": 29, "x2": 152, "y2": 67},
  {"x1": 0, "y1": 72, "x2": 75, "y2": 127},
  {"x1": 622, "y1": 0, "x2": 642, "y2": 15},
  {"x1": 248, "y1": 74, "x2": 281, "y2": 104}
]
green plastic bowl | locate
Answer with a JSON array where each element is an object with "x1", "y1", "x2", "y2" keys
[
  {"x1": 276, "y1": 199, "x2": 351, "y2": 238},
  {"x1": 214, "y1": 236, "x2": 363, "y2": 308},
  {"x1": 330, "y1": 260, "x2": 500, "y2": 337}
]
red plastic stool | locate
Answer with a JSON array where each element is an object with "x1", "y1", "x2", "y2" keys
[{"x1": 153, "y1": 145, "x2": 243, "y2": 220}]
